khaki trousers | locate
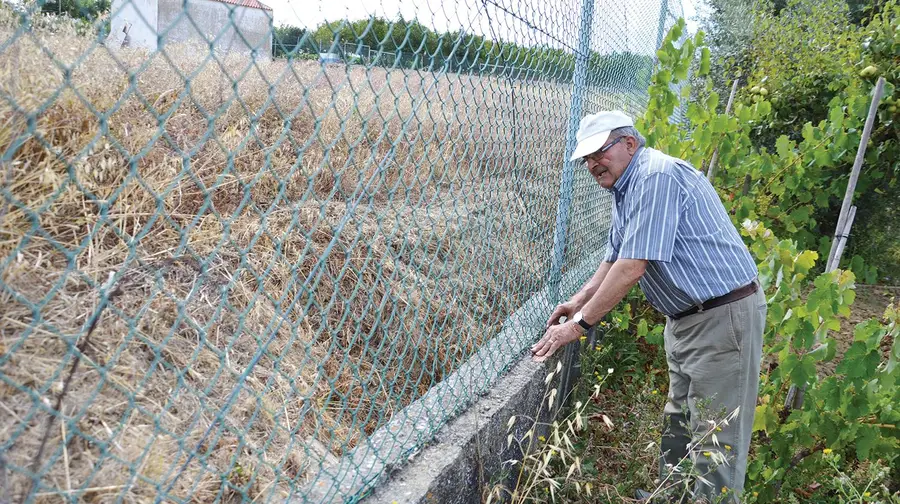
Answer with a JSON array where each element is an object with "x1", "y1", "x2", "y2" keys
[{"x1": 659, "y1": 285, "x2": 766, "y2": 503}]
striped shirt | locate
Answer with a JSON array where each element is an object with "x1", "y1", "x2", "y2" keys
[{"x1": 604, "y1": 147, "x2": 758, "y2": 317}]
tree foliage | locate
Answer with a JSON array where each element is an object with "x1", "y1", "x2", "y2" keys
[
  {"x1": 694, "y1": 0, "x2": 755, "y2": 96},
  {"x1": 273, "y1": 16, "x2": 653, "y2": 85},
  {"x1": 39, "y1": 0, "x2": 109, "y2": 21},
  {"x1": 272, "y1": 25, "x2": 309, "y2": 58},
  {"x1": 699, "y1": 0, "x2": 900, "y2": 279}
]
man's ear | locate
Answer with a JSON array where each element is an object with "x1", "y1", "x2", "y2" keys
[{"x1": 626, "y1": 136, "x2": 639, "y2": 155}]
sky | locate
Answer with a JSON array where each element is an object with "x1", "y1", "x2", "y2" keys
[{"x1": 265, "y1": 0, "x2": 699, "y2": 55}]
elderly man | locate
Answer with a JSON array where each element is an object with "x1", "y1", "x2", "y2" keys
[{"x1": 531, "y1": 111, "x2": 766, "y2": 503}]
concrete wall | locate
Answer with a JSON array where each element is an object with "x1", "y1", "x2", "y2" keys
[
  {"x1": 362, "y1": 329, "x2": 596, "y2": 504},
  {"x1": 157, "y1": 0, "x2": 272, "y2": 58},
  {"x1": 363, "y1": 354, "x2": 557, "y2": 504},
  {"x1": 107, "y1": 0, "x2": 158, "y2": 50}
]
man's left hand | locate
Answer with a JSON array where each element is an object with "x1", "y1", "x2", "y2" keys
[{"x1": 531, "y1": 322, "x2": 582, "y2": 362}]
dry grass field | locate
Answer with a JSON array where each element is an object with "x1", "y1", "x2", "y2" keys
[{"x1": 0, "y1": 9, "x2": 624, "y2": 501}]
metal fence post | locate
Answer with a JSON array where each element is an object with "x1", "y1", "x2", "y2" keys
[
  {"x1": 549, "y1": 0, "x2": 594, "y2": 305},
  {"x1": 655, "y1": 0, "x2": 670, "y2": 52},
  {"x1": 552, "y1": 0, "x2": 594, "y2": 407}
]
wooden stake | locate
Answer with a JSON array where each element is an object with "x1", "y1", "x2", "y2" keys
[
  {"x1": 707, "y1": 78, "x2": 740, "y2": 182},
  {"x1": 785, "y1": 208, "x2": 857, "y2": 410},
  {"x1": 61, "y1": 413, "x2": 72, "y2": 496},
  {"x1": 785, "y1": 77, "x2": 885, "y2": 412},
  {"x1": 829, "y1": 206, "x2": 857, "y2": 273},
  {"x1": 826, "y1": 77, "x2": 885, "y2": 268}
]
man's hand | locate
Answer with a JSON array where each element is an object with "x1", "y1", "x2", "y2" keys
[
  {"x1": 545, "y1": 300, "x2": 580, "y2": 330},
  {"x1": 531, "y1": 322, "x2": 582, "y2": 362}
]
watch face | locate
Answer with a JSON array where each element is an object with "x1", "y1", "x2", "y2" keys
[{"x1": 573, "y1": 312, "x2": 590, "y2": 330}]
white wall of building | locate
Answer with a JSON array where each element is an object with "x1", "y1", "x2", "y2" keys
[
  {"x1": 107, "y1": 0, "x2": 272, "y2": 58},
  {"x1": 158, "y1": 0, "x2": 272, "y2": 59},
  {"x1": 107, "y1": 0, "x2": 159, "y2": 50}
]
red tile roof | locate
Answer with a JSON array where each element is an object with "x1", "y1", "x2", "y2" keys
[{"x1": 212, "y1": 0, "x2": 272, "y2": 11}]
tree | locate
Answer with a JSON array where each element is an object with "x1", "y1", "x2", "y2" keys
[
  {"x1": 40, "y1": 0, "x2": 109, "y2": 21},
  {"x1": 700, "y1": 0, "x2": 900, "y2": 279},
  {"x1": 273, "y1": 25, "x2": 310, "y2": 58},
  {"x1": 693, "y1": 0, "x2": 756, "y2": 98}
]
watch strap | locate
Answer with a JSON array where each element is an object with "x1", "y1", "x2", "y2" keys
[{"x1": 574, "y1": 312, "x2": 593, "y2": 331}]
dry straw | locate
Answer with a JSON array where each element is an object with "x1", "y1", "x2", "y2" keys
[{"x1": 0, "y1": 6, "x2": 584, "y2": 501}]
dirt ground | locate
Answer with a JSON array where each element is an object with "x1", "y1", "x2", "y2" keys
[{"x1": 819, "y1": 284, "x2": 898, "y2": 376}]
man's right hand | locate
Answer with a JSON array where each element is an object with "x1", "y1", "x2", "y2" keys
[{"x1": 545, "y1": 300, "x2": 580, "y2": 330}]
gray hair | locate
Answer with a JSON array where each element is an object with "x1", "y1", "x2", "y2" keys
[{"x1": 608, "y1": 126, "x2": 646, "y2": 147}]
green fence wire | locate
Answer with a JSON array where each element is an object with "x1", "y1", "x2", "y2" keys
[{"x1": 0, "y1": 0, "x2": 682, "y2": 500}]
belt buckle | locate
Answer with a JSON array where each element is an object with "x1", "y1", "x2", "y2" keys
[{"x1": 695, "y1": 303, "x2": 704, "y2": 313}]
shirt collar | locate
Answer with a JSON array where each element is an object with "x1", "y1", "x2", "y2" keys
[{"x1": 612, "y1": 146, "x2": 644, "y2": 198}]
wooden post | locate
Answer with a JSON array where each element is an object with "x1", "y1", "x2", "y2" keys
[
  {"x1": 826, "y1": 77, "x2": 886, "y2": 268},
  {"x1": 707, "y1": 78, "x2": 740, "y2": 182},
  {"x1": 785, "y1": 78, "x2": 885, "y2": 412},
  {"x1": 784, "y1": 207, "x2": 857, "y2": 410},
  {"x1": 829, "y1": 206, "x2": 857, "y2": 273},
  {"x1": 784, "y1": 207, "x2": 857, "y2": 409},
  {"x1": 741, "y1": 174, "x2": 752, "y2": 196}
]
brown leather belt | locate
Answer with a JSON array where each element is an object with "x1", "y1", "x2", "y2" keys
[{"x1": 670, "y1": 281, "x2": 759, "y2": 320}]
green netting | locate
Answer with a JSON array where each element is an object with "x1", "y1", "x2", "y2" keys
[{"x1": 0, "y1": 0, "x2": 682, "y2": 501}]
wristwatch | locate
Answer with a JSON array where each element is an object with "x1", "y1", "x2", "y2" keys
[{"x1": 572, "y1": 311, "x2": 593, "y2": 333}]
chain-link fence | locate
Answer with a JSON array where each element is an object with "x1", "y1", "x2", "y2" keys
[{"x1": 0, "y1": 0, "x2": 682, "y2": 501}]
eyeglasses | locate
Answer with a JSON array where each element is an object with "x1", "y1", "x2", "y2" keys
[{"x1": 582, "y1": 136, "x2": 624, "y2": 164}]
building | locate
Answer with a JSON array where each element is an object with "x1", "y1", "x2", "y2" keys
[{"x1": 106, "y1": 0, "x2": 272, "y2": 59}]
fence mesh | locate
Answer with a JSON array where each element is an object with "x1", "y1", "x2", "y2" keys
[{"x1": 0, "y1": 0, "x2": 682, "y2": 501}]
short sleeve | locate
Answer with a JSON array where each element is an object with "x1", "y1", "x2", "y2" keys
[
  {"x1": 604, "y1": 218, "x2": 619, "y2": 262},
  {"x1": 618, "y1": 173, "x2": 682, "y2": 262}
]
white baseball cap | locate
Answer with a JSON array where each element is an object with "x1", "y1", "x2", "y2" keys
[{"x1": 569, "y1": 111, "x2": 634, "y2": 161}]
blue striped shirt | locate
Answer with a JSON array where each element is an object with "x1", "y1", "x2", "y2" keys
[{"x1": 604, "y1": 147, "x2": 758, "y2": 317}]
